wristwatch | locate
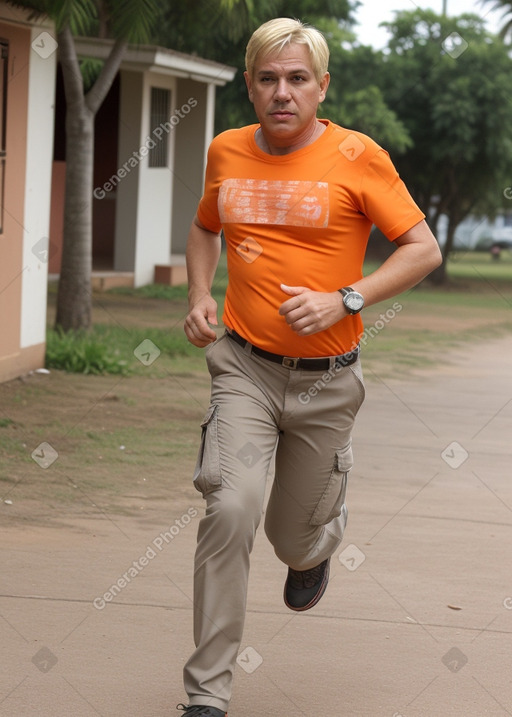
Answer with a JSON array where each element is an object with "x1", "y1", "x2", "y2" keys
[{"x1": 338, "y1": 287, "x2": 365, "y2": 315}]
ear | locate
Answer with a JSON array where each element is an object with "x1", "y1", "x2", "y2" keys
[
  {"x1": 244, "y1": 71, "x2": 254, "y2": 103},
  {"x1": 319, "y1": 72, "x2": 330, "y2": 103}
]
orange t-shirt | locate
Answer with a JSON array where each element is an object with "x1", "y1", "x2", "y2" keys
[{"x1": 197, "y1": 120, "x2": 425, "y2": 357}]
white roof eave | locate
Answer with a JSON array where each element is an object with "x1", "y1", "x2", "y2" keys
[{"x1": 74, "y1": 37, "x2": 237, "y2": 86}]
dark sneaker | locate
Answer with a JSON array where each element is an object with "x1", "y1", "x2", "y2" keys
[
  {"x1": 284, "y1": 558, "x2": 330, "y2": 611},
  {"x1": 177, "y1": 704, "x2": 227, "y2": 717}
]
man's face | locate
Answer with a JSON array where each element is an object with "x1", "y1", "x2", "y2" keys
[{"x1": 244, "y1": 43, "x2": 330, "y2": 149}]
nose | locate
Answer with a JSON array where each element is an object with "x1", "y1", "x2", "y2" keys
[{"x1": 274, "y1": 78, "x2": 291, "y2": 101}]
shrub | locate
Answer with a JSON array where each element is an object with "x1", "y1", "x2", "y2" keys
[
  {"x1": 45, "y1": 328, "x2": 130, "y2": 375},
  {"x1": 45, "y1": 325, "x2": 200, "y2": 375}
]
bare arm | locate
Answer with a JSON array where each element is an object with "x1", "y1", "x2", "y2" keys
[
  {"x1": 350, "y1": 219, "x2": 442, "y2": 307},
  {"x1": 184, "y1": 216, "x2": 222, "y2": 347},
  {"x1": 279, "y1": 219, "x2": 442, "y2": 336}
]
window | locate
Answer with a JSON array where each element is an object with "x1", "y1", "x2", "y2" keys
[
  {"x1": 149, "y1": 87, "x2": 170, "y2": 168},
  {"x1": 0, "y1": 40, "x2": 7, "y2": 233}
]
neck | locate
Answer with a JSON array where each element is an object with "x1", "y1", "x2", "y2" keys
[{"x1": 257, "y1": 120, "x2": 326, "y2": 156}]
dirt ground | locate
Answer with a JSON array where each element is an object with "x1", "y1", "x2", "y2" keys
[{"x1": 0, "y1": 368, "x2": 211, "y2": 528}]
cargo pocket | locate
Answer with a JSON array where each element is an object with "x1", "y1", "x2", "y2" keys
[
  {"x1": 309, "y1": 443, "x2": 353, "y2": 526},
  {"x1": 193, "y1": 404, "x2": 222, "y2": 496}
]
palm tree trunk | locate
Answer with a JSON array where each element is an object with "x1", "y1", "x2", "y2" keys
[
  {"x1": 429, "y1": 211, "x2": 459, "y2": 285},
  {"x1": 54, "y1": 25, "x2": 127, "y2": 332},
  {"x1": 55, "y1": 104, "x2": 94, "y2": 330}
]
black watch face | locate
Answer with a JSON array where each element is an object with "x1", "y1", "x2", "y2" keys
[{"x1": 345, "y1": 292, "x2": 364, "y2": 313}]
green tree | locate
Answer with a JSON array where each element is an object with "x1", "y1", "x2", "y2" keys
[
  {"x1": 378, "y1": 9, "x2": 512, "y2": 282},
  {"x1": 9, "y1": 0, "x2": 160, "y2": 331},
  {"x1": 319, "y1": 19, "x2": 412, "y2": 155}
]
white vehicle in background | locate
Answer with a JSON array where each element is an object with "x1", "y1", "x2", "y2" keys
[{"x1": 436, "y1": 213, "x2": 512, "y2": 252}]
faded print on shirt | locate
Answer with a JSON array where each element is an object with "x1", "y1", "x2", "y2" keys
[{"x1": 219, "y1": 179, "x2": 329, "y2": 228}]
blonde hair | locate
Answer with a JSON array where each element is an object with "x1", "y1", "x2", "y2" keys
[{"x1": 245, "y1": 18, "x2": 329, "y2": 83}]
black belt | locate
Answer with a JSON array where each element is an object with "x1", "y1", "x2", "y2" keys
[{"x1": 226, "y1": 329, "x2": 359, "y2": 371}]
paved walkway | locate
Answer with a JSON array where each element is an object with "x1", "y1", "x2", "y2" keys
[{"x1": 1, "y1": 336, "x2": 511, "y2": 716}]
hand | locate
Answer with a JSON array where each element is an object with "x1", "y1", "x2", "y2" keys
[
  {"x1": 278, "y1": 284, "x2": 346, "y2": 336},
  {"x1": 184, "y1": 293, "x2": 218, "y2": 347}
]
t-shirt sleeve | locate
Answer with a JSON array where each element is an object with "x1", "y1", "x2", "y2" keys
[
  {"x1": 196, "y1": 140, "x2": 223, "y2": 234},
  {"x1": 359, "y1": 149, "x2": 425, "y2": 241}
]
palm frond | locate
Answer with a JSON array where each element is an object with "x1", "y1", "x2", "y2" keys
[
  {"x1": 5, "y1": 0, "x2": 49, "y2": 22},
  {"x1": 481, "y1": 0, "x2": 512, "y2": 10},
  {"x1": 80, "y1": 57, "x2": 104, "y2": 92},
  {"x1": 216, "y1": 0, "x2": 278, "y2": 42},
  {"x1": 107, "y1": 0, "x2": 159, "y2": 44},
  {"x1": 6, "y1": 0, "x2": 98, "y2": 34},
  {"x1": 480, "y1": 0, "x2": 512, "y2": 38},
  {"x1": 52, "y1": 0, "x2": 98, "y2": 34}
]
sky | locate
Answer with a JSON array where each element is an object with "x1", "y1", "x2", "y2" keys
[{"x1": 353, "y1": 0, "x2": 505, "y2": 48}]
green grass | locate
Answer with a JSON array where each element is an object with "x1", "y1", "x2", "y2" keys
[
  {"x1": 45, "y1": 324, "x2": 202, "y2": 376},
  {"x1": 107, "y1": 281, "x2": 227, "y2": 307},
  {"x1": 398, "y1": 286, "x2": 512, "y2": 309},
  {"x1": 447, "y1": 251, "x2": 512, "y2": 282},
  {"x1": 365, "y1": 250, "x2": 512, "y2": 284},
  {"x1": 108, "y1": 283, "x2": 189, "y2": 300}
]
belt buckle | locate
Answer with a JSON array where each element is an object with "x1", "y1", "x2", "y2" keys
[{"x1": 282, "y1": 356, "x2": 299, "y2": 369}]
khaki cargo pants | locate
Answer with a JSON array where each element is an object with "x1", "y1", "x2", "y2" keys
[{"x1": 183, "y1": 332, "x2": 365, "y2": 712}]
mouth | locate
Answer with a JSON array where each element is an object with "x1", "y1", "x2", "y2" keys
[{"x1": 270, "y1": 111, "x2": 294, "y2": 120}]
